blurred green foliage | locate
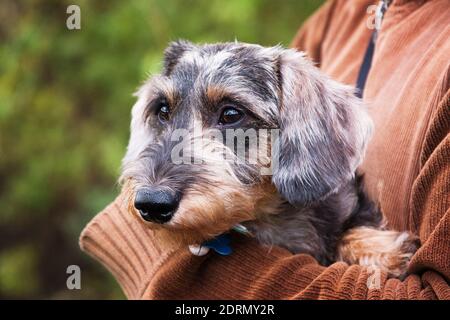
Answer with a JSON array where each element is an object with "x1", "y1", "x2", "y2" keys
[{"x1": 0, "y1": 0, "x2": 324, "y2": 299}]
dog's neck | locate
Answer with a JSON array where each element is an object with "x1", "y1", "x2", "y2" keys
[{"x1": 243, "y1": 176, "x2": 381, "y2": 265}]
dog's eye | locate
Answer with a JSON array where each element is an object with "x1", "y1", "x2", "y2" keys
[
  {"x1": 219, "y1": 106, "x2": 243, "y2": 125},
  {"x1": 157, "y1": 102, "x2": 170, "y2": 123}
]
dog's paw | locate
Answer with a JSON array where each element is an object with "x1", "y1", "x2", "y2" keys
[
  {"x1": 360, "y1": 232, "x2": 419, "y2": 279},
  {"x1": 338, "y1": 227, "x2": 420, "y2": 278}
]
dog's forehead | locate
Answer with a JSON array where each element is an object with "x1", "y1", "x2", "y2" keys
[
  {"x1": 175, "y1": 43, "x2": 271, "y2": 71},
  {"x1": 167, "y1": 43, "x2": 280, "y2": 103},
  {"x1": 179, "y1": 43, "x2": 267, "y2": 68}
]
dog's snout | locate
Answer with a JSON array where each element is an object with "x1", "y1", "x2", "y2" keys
[{"x1": 134, "y1": 188, "x2": 180, "y2": 223}]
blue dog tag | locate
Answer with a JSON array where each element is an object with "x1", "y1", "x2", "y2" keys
[{"x1": 202, "y1": 234, "x2": 232, "y2": 256}]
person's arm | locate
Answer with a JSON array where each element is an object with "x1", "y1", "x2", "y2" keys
[{"x1": 80, "y1": 91, "x2": 449, "y2": 299}]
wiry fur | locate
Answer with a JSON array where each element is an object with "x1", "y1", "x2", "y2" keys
[{"x1": 120, "y1": 41, "x2": 418, "y2": 277}]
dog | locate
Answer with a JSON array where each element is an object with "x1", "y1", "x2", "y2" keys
[{"x1": 120, "y1": 40, "x2": 418, "y2": 278}]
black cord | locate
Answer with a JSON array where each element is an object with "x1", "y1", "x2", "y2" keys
[{"x1": 355, "y1": 0, "x2": 391, "y2": 98}]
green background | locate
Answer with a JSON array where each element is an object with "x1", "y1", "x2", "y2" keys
[{"x1": 0, "y1": 0, "x2": 324, "y2": 299}]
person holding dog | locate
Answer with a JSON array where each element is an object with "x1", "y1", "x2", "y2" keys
[{"x1": 80, "y1": 0, "x2": 449, "y2": 299}]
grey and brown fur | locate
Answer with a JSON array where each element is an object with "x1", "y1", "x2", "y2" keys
[{"x1": 120, "y1": 40, "x2": 418, "y2": 278}]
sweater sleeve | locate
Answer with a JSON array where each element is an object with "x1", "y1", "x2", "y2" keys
[
  {"x1": 289, "y1": 0, "x2": 338, "y2": 65},
  {"x1": 79, "y1": 93, "x2": 450, "y2": 300}
]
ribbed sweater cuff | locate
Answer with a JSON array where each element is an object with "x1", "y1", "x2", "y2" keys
[{"x1": 79, "y1": 194, "x2": 181, "y2": 299}]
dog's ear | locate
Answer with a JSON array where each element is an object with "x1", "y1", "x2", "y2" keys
[
  {"x1": 272, "y1": 49, "x2": 373, "y2": 205},
  {"x1": 163, "y1": 40, "x2": 196, "y2": 75}
]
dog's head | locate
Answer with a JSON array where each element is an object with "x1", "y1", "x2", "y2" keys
[{"x1": 120, "y1": 40, "x2": 372, "y2": 243}]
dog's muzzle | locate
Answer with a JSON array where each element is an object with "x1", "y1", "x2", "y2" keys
[{"x1": 134, "y1": 188, "x2": 181, "y2": 223}]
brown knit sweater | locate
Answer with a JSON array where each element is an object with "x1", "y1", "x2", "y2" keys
[{"x1": 80, "y1": 0, "x2": 450, "y2": 299}]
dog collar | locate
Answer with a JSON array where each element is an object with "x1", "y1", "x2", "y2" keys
[
  {"x1": 203, "y1": 234, "x2": 232, "y2": 255},
  {"x1": 188, "y1": 224, "x2": 250, "y2": 256}
]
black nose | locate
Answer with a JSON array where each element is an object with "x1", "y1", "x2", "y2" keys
[{"x1": 134, "y1": 188, "x2": 180, "y2": 223}]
